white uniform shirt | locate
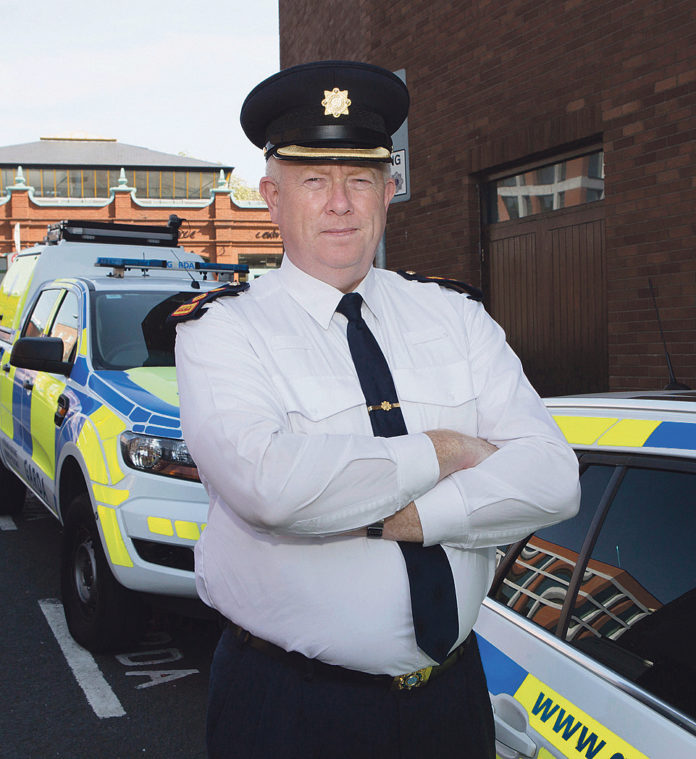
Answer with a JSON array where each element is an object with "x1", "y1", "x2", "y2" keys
[{"x1": 175, "y1": 256, "x2": 580, "y2": 675}]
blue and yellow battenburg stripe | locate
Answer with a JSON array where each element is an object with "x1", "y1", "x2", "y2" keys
[
  {"x1": 553, "y1": 414, "x2": 696, "y2": 452},
  {"x1": 479, "y1": 636, "x2": 646, "y2": 759}
]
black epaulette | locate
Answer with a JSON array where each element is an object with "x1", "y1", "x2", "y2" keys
[
  {"x1": 397, "y1": 270, "x2": 483, "y2": 302},
  {"x1": 168, "y1": 282, "x2": 250, "y2": 324}
]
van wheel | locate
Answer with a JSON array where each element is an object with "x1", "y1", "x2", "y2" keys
[
  {"x1": 0, "y1": 460, "x2": 27, "y2": 516},
  {"x1": 60, "y1": 493, "x2": 144, "y2": 652}
]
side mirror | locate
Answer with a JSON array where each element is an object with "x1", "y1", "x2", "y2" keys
[{"x1": 10, "y1": 337, "x2": 73, "y2": 375}]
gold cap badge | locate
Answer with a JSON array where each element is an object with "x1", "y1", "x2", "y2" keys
[{"x1": 322, "y1": 87, "x2": 351, "y2": 118}]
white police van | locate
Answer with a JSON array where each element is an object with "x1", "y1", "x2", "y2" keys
[
  {"x1": 0, "y1": 220, "x2": 246, "y2": 652},
  {"x1": 477, "y1": 392, "x2": 696, "y2": 758}
]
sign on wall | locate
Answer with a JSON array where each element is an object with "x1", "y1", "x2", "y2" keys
[{"x1": 390, "y1": 69, "x2": 410, "y2": 203}]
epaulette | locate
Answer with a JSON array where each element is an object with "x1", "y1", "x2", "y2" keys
[
  {"x1": 168, "y1": 282, "x2": 250, "y2": 324},
  {"x1": 397, "y1": 270, "x2": 483, "y2": 302}
]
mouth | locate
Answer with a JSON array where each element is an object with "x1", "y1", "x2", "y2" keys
[{"x1": 321, "y1": 227, "x2": 358, "y2": 237}]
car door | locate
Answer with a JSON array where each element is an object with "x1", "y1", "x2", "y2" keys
[
  {"x1": 11, "y1": 287, "x2": 77, "y2": 508},
  {"x1": 10, "y1": 288, "x2": 63, "y2": 470},
  {"x1": 475, "y1": 454, "x2": 696, "y2": 759},
  {"x1": 26, "y1": 288, "x2": 81, "y2": 511}
]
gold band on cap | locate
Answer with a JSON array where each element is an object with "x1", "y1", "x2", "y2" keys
[{"x1": 271, "y1": 145, "x2": 392, "y2": 161}]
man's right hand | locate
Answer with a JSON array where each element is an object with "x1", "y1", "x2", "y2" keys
[{"x1": 424, "y1": 429, "x2": 498, "y2": 481}]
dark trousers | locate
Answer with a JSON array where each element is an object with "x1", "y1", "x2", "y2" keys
[{"x1": 207, "y1": 627, "x2": 495, "y2": 759}]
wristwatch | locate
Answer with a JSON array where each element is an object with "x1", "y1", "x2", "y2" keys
[{"x1": 366, "y1": 519, "x2": 384, "y2": 539}]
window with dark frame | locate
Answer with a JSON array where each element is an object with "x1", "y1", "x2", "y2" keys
[{"x1": 485, "y1": 150, "x2": 605, "y2": 224}]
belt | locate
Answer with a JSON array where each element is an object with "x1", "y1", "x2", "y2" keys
[{"x1": 228, "y1": 622, "x2": 471, "y2": 691}]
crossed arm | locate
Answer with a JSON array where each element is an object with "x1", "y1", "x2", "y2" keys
[{"x1": 383, "y1": 430, "x2": 497, "y2": 542}]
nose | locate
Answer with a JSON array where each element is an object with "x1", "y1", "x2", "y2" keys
[{"x1": 325, "y1": 177, "x2": 352, "y2": 215}]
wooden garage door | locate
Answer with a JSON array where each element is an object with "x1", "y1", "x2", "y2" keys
[{"x1": 485, "y1": 202, "x2": 606, "y2": 397}]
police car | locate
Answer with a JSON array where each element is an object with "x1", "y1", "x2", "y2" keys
[
  {"x1": 476, "y1": 391, "x2": 696, "y2": 758},
  {"x1": 0, "y1": 220, "x2": 246, "y2": 652}
]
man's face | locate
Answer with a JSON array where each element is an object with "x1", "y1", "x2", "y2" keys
[{"x1": 259, "y1": 161, "x2": 396, "y2": 292}]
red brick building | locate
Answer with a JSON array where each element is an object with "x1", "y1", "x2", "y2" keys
[
  {"x1": 0, "y1": 137, "x2": 282, "y2": 280},
  {"x1": 279, "y1": 0, "x2": 696, "y2": 394}
]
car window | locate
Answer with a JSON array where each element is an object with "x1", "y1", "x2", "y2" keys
[
  {"x1": 91, "y1": 290, "x2": 194, "y2": 370},
  {"x1": 493, "y1": 463, "x2": 613, "y2": 632},
  {"x1": 22, "y1": 289, "x2": 62, "y2": 338},
  {"x1": 569, "y1": 466, "x2": 696, "y2": 719},
  {"x1": 494, "y1": 458, "x2": 696, "y2": 721},
  {"x1": 48, "y1": 291, "x2": 80, "y2": 362}
]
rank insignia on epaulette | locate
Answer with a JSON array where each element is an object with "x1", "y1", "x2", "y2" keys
[
  {"x1": 168, "y1": 282, "x2": 250, "y2": 324},
  {"x1": 396, "y1": 270, "x2": 484, "y2": 302}
]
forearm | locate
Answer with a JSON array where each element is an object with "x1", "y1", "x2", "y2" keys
[
  {"x1": 416, "y1": 435, "x2": 580, "y2": 549},
  {"x1": 382, "y1": 431, "x2": 498, "y2": 543}
]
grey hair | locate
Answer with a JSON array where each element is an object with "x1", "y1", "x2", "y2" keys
[{"x1": 263, "y1": 156, "x2": 391, "y2": 185}]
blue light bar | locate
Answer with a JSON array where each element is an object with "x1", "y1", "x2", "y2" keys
[{"x1": 95, "y1": 257, "x2": 249, "y2": 273}]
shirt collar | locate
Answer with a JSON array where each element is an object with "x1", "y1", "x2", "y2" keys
[{"x1": 277, "y1": 255, "x2": 379, "y2": 329}]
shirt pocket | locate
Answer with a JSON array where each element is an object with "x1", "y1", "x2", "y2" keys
[
  {"x1": 272, "y1": 372, "x2": 368, "y2": 433},
  {"x1": 392, "y1": 360, "x2": 478, "y2": 434},
  {"x1": 400, "y1": 326, "x2": 455, "y2": 366},
  {"x1": 270, "y1": 334, "x2": 367, "y2": 431}
]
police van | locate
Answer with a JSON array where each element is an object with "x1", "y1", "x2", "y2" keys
[
  {"x1": 477, "y1": 392, "x2": 696, "y2": 758},
  {"x1": 0, "y1": 220, "x2": 246, "y2": 652}
]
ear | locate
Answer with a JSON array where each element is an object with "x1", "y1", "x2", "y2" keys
[
  {"x1": 383, "y1": 176, "x2": 397, "y2": 210},
  {"x1": 259, "y1": 176, "x2": 280, "y2": 221}
]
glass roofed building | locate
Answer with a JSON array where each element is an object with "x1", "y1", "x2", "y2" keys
[{"x1": 0, "y1": 136, "x2": 230, "y2": 201}]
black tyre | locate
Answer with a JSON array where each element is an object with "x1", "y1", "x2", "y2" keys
[
  {"x1": 0, "y1": 459, "x2": 27, "y2": 516},
  {"x1": 60, "y1": 493, "x2": 144, "y2": 652}
]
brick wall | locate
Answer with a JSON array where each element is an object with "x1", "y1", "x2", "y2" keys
[
  {"x1": 279, "y1": 0, "x2": 696, "y2": 390},
  {"x1": 0, "y1": 183, "x2": 281, "y2": 267}
]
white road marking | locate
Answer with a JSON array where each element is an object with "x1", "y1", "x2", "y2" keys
[
  {"x1": 126, "y1": 669, "x2": 199, "y2": 689},
  {"x1": 0, "y1": 516, "x2": 17, "y2": 530},
  {"x1": 38, "y1": 598, "x2": 126, "y2": 719}
]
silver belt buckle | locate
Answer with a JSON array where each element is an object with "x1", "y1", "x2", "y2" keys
[{"x1": 393, "y1": 666, "x2": 432, "y2": 691}]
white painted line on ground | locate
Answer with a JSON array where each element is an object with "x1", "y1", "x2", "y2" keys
[
  {"x1": 0, "y1": 515, "x2": 17, "y2": 530},
  {"x1": 38, "y1": 598, "x2": 126, "y2": 719}
]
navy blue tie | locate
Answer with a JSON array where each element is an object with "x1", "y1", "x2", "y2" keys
[{"x1": 336, "y1": 292, "x2": 459, "y2": 663}]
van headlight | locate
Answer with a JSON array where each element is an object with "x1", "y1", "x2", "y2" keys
[{"x1": 120, "y1": 432, "x2": 200, "y2": 482}]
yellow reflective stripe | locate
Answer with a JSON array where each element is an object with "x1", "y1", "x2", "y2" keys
[
  {"x1": 148, "y1": 516, "x2": 174, "y2": 536},
  {"x1": 90, "y1": 405, "x2": 126, "y2": 484},
  {"x1": 514, "y1": 674, "x2": 648, "y2": 759},
  {"x1": 79, "y1": 327, "x2": 88, "y2": 356},
  {"x1": 126, "y1": 366, "x2": 179, "y2": 408},
  {"x1": 0, "y1": 364, "x2": 16, "y2": 437},
  {"x1": 97, "y1": 505, "x2": 133, "y2": 568},
  {"x1": 91, "y1": 405, "x2": 127, "y2": 439},
  {"x1": 77, "y1": 420, "x2": 108, "y2": 484},
  {"x1": 597, "y1": 418, "x2": 661, "y2": 447},
  {"x1": 553, "y1": 415, "x2": 618, "y2": 445},
  {"x1": 175, "y1": 520, "x2": 200, "y2": 541},
  {"x1": 92, "y1": 483, "x2": 129, "y2": 506},
  {"x1": 30, "y1": 373, "x2": 66, "y2": 478}
]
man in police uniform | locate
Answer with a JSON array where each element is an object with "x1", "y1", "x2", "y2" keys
[{"x1": 175, "y1": 60, "x2": 580, "y2": 759}]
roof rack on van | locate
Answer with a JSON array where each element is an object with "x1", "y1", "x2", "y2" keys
[{"x1": 45, "y1": 219, "x2": 182, "y2": 247}]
